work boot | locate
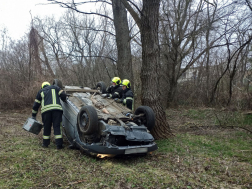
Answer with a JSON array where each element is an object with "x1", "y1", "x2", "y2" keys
[
  {"x1": 42, "y1": 144, "x2": 48, "y2": 148},
  {"x1": 57, "y1": 145, "x2": 64, "y2": 150}
]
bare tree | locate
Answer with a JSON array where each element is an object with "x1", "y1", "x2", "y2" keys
[
  {"x1": 39, "y1": 36, "x2": 55, "y2": 77},
  {"x1": 112, "y1": 0, "x2": 133, "y2": 82},
  {"x1": 159, "y1": 0, "x2": 223, "y2": 106},
  {"x1": 121, "y1": 0, "x2": 173, "y2": 139},
  {"x1": 29, "y1": 27, "x2": 42, "y2": 80},
  {"x1": 210, "y1": 33, "x2": 252, "y2": 104},
  {"x1": 47, "y1": 0, "x2": 133, "y2": 83}
]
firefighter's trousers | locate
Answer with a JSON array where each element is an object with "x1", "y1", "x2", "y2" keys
[{"x1": 42, "y1": 110, "x2": 63, "y2": 147}]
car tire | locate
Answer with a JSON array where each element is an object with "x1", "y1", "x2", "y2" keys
[
  {"x1": 96, "y1": 81, "x2": 107, "y2": 94},
  {"x1": 134, "y1": 106, "x2": 155, "y2": 131},
  {"x1": 52, "y1": 79, "x2": 63, "y2": 89},
  {"x1": 77, "y1": 106, "x2": 98, "y2": 135}
]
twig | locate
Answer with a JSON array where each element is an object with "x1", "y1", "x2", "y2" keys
[
  {"x1": 212, "y1": 111, "x2": 252, "y2": 135},
  {"x1": 225, "y1": 166, "x2": 229, "y2": 176},
  {"x1": 68, "y1": 179, "x2": 86, "y2": 185},
  {"x1": 216, "y1": 125, "x2": 252, "y2": 134}
]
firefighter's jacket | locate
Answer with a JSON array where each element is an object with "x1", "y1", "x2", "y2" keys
[
  {"x1": 121, "y1": 88, "x2": 134, "y2": 110},
  {"x1": 107, "y1": 85, "x2": 123, "y2": 99},
  {"x1": 32, "y1": 85, "x2": 66, "y2": 117}
]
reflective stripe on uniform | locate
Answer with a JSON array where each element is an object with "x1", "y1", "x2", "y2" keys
[
  {"x1": 58, "y1": 90, "x2": 63, "y2": 95},
  {"x1": 55, "y1": 135, "x2": 62, "y2": 139},
  {"x1": 55, "y1": 123, "x2": 63, "y2": 139},
  {"x1": 35, "y1": 99, "x2": 41, "y2": 104},
  {"x1": 123, "y1": 97, "x2": 133, "y2": 105},
  {"x1": 109, "y1": 94, "x2": 112, "y2": 98},
  {"x1": 52, "y1": 89, "x2": 56, "y2": 105},
  {"x1": 126, "y1": 97, "x2": 133, "y2": 100},
  {"x1": 41, "y1": 104, "x2": 62, "y2": 113},
  {"x1": 32, "y1": 110, "x2": 37, "y2": 113},
  {"x1": 43, "y1": 135, "x2": 50, "y2": 139},
  {"x1": 114, "y1": 92, "x2": 119, "y2": 95},
  {"x1": 41, "y1": 92, "x2": 45, "y2": 107}
]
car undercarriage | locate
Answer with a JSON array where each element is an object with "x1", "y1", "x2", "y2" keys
[{"x1": 54, "y1": 80, "x2": 158, "y2": 158}]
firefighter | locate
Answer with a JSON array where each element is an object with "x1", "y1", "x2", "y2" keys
[
  {"x1": 115, "y1": 79, "x2": 134, "y2": 110},
  {"x1": 32, "y1": 81, "x2": 66, "y2": 149},
  {"x1": 101, "y1": 77, "x2": 123, "y2": 99}
]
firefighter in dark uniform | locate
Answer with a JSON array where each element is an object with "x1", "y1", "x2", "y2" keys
[
  {"x1": 32, "y1": 81, "x2": 66, "y2": 149},
  {"x1": 115, "y1": 79, "x2": 134, "y2": 110},
  {"x1": 101, "y1": 77, "x2": 123, "y2": 99}
]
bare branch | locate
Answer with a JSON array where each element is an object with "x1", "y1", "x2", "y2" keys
[
  {"x1": 74, "y1": 26, "x2": 115, "y2": 36},
  {"x1": 65, "y1": 54, "x2": 117, "y2": 63},
  {"x1": 245, "y1": 0, "x2": 252, "y2": 11},
  {"x1": 203, "y1": 0, "x2": 216, "y2": 7},
  {"x1": 47, "y1": 0, "x2": 113, "y2": 21},
  {"x1": 74, "y1": 0, "x2": 112, "y2": 6},
  {"x1": 121, "y1": 0, "x2": 141, "y2": 29},
  {"x1": 127, "y1": 0, "x2": 142, "y2": 16}
]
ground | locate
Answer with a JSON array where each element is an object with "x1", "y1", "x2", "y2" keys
[{"x1": 0, "y1": 107, "x2": 251, "y2": 189}]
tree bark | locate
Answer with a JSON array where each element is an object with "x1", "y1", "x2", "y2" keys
[
  {"x1": 39, "y1": 37, "x2": 55, "y2": 77},
  {"x1": 140, "y1": 0, "x2": 172, "y2": 139},
  {"x1": 112, "y1": 0, "x2": 133, "y2": 82},
  {"x1": 29, "y1": 27, "x2": 42, "y2": 77}
]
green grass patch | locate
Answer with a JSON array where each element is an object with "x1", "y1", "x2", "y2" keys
[
  {"x1": 213, "y1": 111, "x2": 252, "y2": 127},
  {"x1": 185, "y1": 109, "x2": 208, "y2": 119},
  {"x1": 0, "y1": 109, "x2": 252, "y2": 189},
  {"x1": 244, "y1": 114, "x2": 252, "y2": 125},
  {"x1": 156, "y1": 133, "x2": 252, "y2": 163}
]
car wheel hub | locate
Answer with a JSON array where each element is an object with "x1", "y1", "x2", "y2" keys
[{"x1": 80, "y1": 113, "x2": 89, "y2": 131}]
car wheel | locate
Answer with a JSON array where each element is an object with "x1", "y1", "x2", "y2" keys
[
  {"x1": 96, "y1": 81, "x2": 107, "y2": 94},
  {"x1": 77, "y1": 106, "x2": 98, "y2": 135},
  {"x1": 134, "y1": 106, "x2": 155, "y2": 131},
  {"x1": 52, "y1": 79, "x2": 63, "y2": 89}
]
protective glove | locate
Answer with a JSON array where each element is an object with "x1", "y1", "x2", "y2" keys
[
  {"x1": 32, "y1": 116, "x2": 36, "y2": 120},
  {"x1": 115, "y1": 98, "x2": 123, "y2": 103},
  {"x1": 101, "y1": 94, "x2": 107, "y2": 97},
  {"x1": 102, "y1": 93, "x2": 112, "y2": 98}
]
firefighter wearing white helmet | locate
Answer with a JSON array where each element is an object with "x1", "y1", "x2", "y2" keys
[
  {"x1": 115, "y1": 79, "x2": 134, "y2": 110},
  {"x1": 32, "y1": 81, "x2": 66, "y2": 149},
  {"x1": 101, "y1": 77, "x2": 123, "y2": 99}
]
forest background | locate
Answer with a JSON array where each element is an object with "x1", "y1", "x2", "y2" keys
[{"x1": 0, "y1": 0, "x2": 252, "y2": 139}]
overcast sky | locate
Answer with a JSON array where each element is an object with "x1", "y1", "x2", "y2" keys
[{"x1": 0, "y1": 0, "x2": 65, "y2": 40}]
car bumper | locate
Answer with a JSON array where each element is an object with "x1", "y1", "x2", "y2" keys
[{"x1": 74, "y1": 139, "x2": 158, "y2": 157}]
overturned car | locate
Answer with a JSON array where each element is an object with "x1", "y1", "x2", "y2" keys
[{"x1": 54, "y1": 80, "x2": 158, "y2": 157}]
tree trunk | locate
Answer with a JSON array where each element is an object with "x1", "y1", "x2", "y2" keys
[
  {"x1": 167, "y1": 79, "x2": 178, "y2": 107},
  {"x1": 112, "y1": 0, "x2": 133, "y2": 83},
  {"x1": 29, "y1": 27, "x2": 42, "y2": 77},
  {"x1": 39, "y1": 37, "x2": 55, "y2": 77},
  {"x1": 141, "y1": 0, "x2": 172, "y2": 139}
]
